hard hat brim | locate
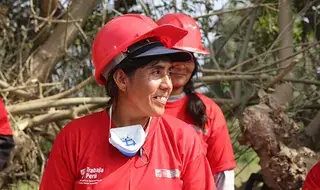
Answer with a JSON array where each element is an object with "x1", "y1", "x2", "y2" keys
[
  {"x1": 173, "y1": 45, "x2": 211, "y2": 55},
  {"x1": 133, "y1": 43, "x2": 192, "y2": 63}
]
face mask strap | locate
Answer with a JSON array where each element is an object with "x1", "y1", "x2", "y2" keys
[{"x1": 139, "y1": 146, "x2": 150, "y2": 165}]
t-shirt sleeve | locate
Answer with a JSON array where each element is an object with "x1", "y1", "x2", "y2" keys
[
  {"x1": 0, "y1": 99, "x2": 13, "y2": 136},
  {"x1": 182, "y1": 153, "x2": 216, "y2": 190},
  {"x1": 40, "y1": 125, "x2": 77, "y2": 190},
  {"x1": 206, "y1": 105, "x2": 236, "y2": 175},
  {"x1": 302, "y1": 162, "x2": 320, "y2": 190}
]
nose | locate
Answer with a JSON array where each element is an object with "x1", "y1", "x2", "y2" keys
[
  {"x1": 172, "y1": 62, "x2": 185, "y2": 70},
  {"x1": 159, "y1": 73, "x2": 172, "y2": 92}
]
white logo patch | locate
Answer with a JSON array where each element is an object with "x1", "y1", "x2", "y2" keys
[
  {"x1": 78, "y1": 167, "x2": 104, "y2": 185},
  {"x1": 155, "y1": 169, "x2": 180, "y2": 178}
]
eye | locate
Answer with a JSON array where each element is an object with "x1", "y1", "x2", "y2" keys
[{"x1": 151, "y1": 69, "x2": 161, "y2": 75}]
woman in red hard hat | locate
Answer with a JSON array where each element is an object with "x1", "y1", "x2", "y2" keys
[
  {"x1": 302, "y1": 161, "x2": 320, "y2": 190},
  {"x1": 157, "y1": 13, "x2": 236, "y2": 190},
  {"x1": 0, "y1": 98, "x2": 15, "y2": 170},
  {"x1": 40, "y1": 14, "x2": 215, "y2": 190}
]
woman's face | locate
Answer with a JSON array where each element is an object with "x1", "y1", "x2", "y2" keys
[
  {"x1": 123, "y1": 60, "x2": 173, "y2": 117},
  {"x1": 170, "y1": 60, "x2": 195, "y2": 91}
]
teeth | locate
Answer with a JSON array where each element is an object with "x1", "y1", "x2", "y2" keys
[{"x1": 155, "y1": 96, "x2": 167, "y2": 104}]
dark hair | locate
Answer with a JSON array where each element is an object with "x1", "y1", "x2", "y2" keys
[{"x1": 184, "y1": 55, "x2": 208, "y2": 131}]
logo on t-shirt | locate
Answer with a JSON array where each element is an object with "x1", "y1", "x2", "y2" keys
[
  {"x1": 78, "y1": 167, "x2": 104, "y2": 185},
  {"x1": 155, "y1": 169, "x2": 180, "y2": 178}
]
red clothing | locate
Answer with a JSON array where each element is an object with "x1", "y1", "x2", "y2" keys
[
  {"x1": 40, "y1": 110, "x2": 215, "y2": 190},
  {"x1": 303, "y1": 161, "x2": 320, "y2": 190},
  {"x1": 0, "y1": 99, "x2": 12, "y2": 136},
  {"x1": 165, "y1": 93, "x2": 236, "y2": 174}
]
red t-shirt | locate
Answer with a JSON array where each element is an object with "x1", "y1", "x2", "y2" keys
[
  {"x1": 165, "y1": 93, "x2": 236, "y2": 174},
  {"x1": 40, "y1": 110, "x2": 215, "y2": 190},
  {"x1": 303, "y1": 161, "x2": 320, "y2": 190},
  {"x1": 0, "y1": 98, "x2": 12, "y2": 136}
]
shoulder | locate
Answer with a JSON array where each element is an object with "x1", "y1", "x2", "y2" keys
[
  {"x1": 194, "y1": 92, "x2": 225, "y2": 120},
  {"x1": 160, "y1": 114, "x2": 198, "y2": 136},
  {"x1": 304, "y1": 162, "x2": 320, "y2": 188},
  {"x1": 57, "y1": 110, "x2": 107, "y2": 140},
  {"x1": 159, "y1": 114, "x2": 203, "y2": 155}
]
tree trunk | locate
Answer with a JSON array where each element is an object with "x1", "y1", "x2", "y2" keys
[
  {"x1": 272, "y1": 0, "x2": 294, "y2": 106},
  {"x1": 235, "y1": 8, "x2": 258, "y2": 102},
  {"x1": 238, "y1": 90, "x2": 316, "y2": 190},
  {"x1": 29, "y1": 0, "x2": 98, "y2": 83}
]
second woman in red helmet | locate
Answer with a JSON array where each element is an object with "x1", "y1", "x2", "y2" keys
[{"x1": 157, "y1": 13, "x2": 236, "y2": 190}]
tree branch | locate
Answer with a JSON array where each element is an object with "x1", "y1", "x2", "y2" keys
[
  {"x1": 0, "y1": 82, "x2": 62, "y2": 93},
  {"x1": 0, "y1": 80, "x2": 38, "y2": 99},
  {"x1": 249, "y1": 41, "x2": 320, "y2": 72},
  {"x1": 227, "y1": 41, "x2": 317, "y2": 72},
  {"x1": 214, "y1": 0, "x2": 264, "y2": 56},
  {"x1": 7, "y1": 97, "x2": 109, "y2": 114},
  {"x1": 15, "y1": 104, "x2": 103, "y2": 130},
  {"x1": 235, "y1": 6, "x2": 258, "y2": 101},
  {"x1": 7, "y1": 96, "x2": 237, "y2": 115},
  {"x1": 197, "y1": 74, "x2": 320, "y2": 86},
  {"x1": 194, "y1": 3, "x2": 278, "y2": 19},
  {"x1": 18, "y1": 76, "x2": 95, "y2": 104},
  {"x1": 29, "y1": 0, "x2": 98, "y2": 82}
]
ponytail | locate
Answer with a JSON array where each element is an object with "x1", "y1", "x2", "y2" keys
[{"x1": 184, "y1": 56, "x2": 208, "y2": 131}]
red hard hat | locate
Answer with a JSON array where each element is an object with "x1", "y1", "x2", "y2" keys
[
  {"x1": 92, "y1": 14, "x2": 189, "y2": 85},
  {"x1": 157, "y1": 13, "x2": 210, "y2": 55}
]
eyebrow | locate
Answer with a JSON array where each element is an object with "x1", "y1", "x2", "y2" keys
[{"x1": 148, "y1": 60, "x2": 172, "y2": 69}]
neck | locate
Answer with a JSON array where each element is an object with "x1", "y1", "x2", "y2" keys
[
  {"x1": 111, "y1": 100, "x2": 150, "y2": 128},
  {"x1": 170, "y1": 87, "x2": 184, "y2": 96}
]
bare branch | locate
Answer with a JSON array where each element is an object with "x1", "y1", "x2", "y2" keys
[
  {"x1": 32, "y1": 15, "x2": 83, "y2": 23},
  {"x1": 7, "y1": 97, "x2": 109, "y2": 114},
  {"x1": 0, "y1": 82, "x2": 62, "y2": 93},
  {"x1": 235, "y1": 6, "x2": 258, "y2": 101},
  {"x1": 200, "y1": 65, "x2": 294, "y2": 75},
  {"x1": 0, "y1": 80, "x2": 38, "y2": 99},
  {"x1": 249, "y1": 41, "x2": 320, "y2": 72},
  {"x1": 227, "y1": 41, "x2": 317, "y2": 72},
  {"x1": 15, "y1": 104, "x2": 103, "y2": 130},
  {"x1": 20, "y1": 76, "x2": 94, "y2": 104},
  {"x1": 194, "y1": 3, "x2": 278, "y2": 19},
  {"x1": 197, "y1": 74, "x2": 320, "y2": 86},
  {"x1": 265, "y1": 59, "x2": 300, "y2": 89}
]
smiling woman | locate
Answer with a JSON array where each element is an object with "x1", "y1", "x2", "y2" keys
[{"x1": 39, "y1": 14, "x2": 216, "y2": 190}]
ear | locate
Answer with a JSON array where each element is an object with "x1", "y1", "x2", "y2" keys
[{"x1": 113, "y1": 69, "x2": 128, "y2": 92}]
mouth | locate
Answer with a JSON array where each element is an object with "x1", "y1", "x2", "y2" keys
[
  {"x1": 152, "y1": 96, "x2": 168, "y2": 105},
  {"x1": 171, "y1": 72, "x2": 186, "y2": 76}
]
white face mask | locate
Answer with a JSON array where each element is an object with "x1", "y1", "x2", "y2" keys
[{"x1": 108, "y1": 106, "x2": 150, "y2": 157}]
